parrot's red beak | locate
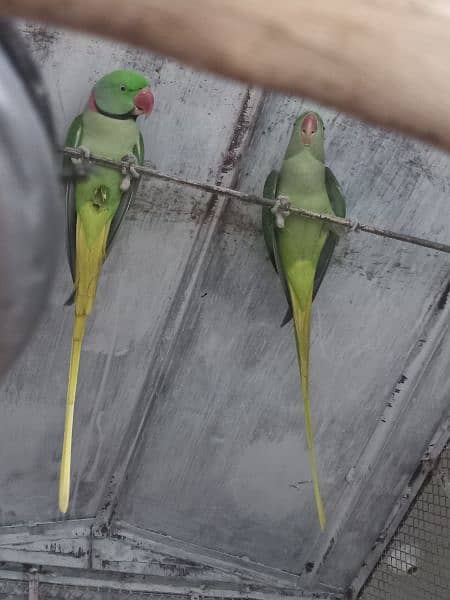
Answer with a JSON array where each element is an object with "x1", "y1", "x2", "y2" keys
[
  {"x1": 301, "y1": 113, "x2": 318, "y2": 145},
  {"x1": 133, "y1": 87, "x2": 154, "y2": 116}
]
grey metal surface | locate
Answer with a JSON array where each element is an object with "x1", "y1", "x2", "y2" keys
[
  {"x1": 0, "y1": 37, "x2": 61, "y2": 377},
  {"x1": 0, "y1": 22, "x2": 449, "y2": 597}
]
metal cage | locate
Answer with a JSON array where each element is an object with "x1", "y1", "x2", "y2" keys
[{"x1": 359, "y1": 444, "x2": 449, "y2": 600}]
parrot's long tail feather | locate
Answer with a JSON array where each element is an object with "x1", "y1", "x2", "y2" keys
[
  {"x1": 59, "y1": 314, "x2": 86, "y2": 513},
  {"x1": 288, "y1": 266, "x2": 326, "y2": 530},
  {"x1": 59, "y1": 218, "x2": 109, "y2": 514}
]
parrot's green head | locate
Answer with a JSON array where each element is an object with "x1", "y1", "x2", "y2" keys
[
  {"x1": 285, "y1": 111, "x2": 325, "y2": 162},
  {"x1": 89, "y1": 70, "x2": 154, "y2": 119}
]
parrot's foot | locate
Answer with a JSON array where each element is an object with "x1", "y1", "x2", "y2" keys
[
  {"x1": 350, "y1": 219, "x2": 361, "y2": 232},
  {"x1": 271, "y1": 195, "x2": 291, "y2": 229},
  {"x1": 120, "y1": 154, "x2": 140, "y2": 191},
  {"x1": 71, "y1": 145, "x2": 91, "y2": 165},
  {"x1": 329, "y1": 218, "x2": 360, "y2": 237},
  {"x1": 329, "y1": 223, "x2": 348, "y2": 237}
]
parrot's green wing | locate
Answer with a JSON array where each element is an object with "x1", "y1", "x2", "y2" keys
[
  {"x1": 106, "y1": 131, "x2": 144, "y2": 251},
  {"x1": 64, "y1": 115, "x2": 84, "y2": 284},
  {"x1": 308, "y1": 167, "x2": 347, "y2": 298},
  {"x1": 325, "y1": 167, "x2": 346, "y2": 219},
  {"x1": 262, "y1": 171, "x2": 294, "y2": 322},
  {"x1": 262, "y1": 170, "x2": 279, "y2": 270}
]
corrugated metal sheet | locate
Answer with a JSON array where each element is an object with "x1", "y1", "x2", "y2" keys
[{"x1": 0, "y1": 23, "x2": 448, "y2": 598}]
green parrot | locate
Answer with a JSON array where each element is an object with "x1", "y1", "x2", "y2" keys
[
  {"x1": 262, "y1": 112, "x2": 346, "y2": 530},
  {"x1": 59, "y1": 70, "x2": 154, "y2": 514}
]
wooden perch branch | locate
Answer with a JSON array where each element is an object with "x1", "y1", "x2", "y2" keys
[{"x1": 3, "y1": 1, "x2": 450, "y2": 150}]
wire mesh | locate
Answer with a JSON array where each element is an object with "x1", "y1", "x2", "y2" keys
[
  {"x1": 38, "y1": 584, "x2": 187, "y2": 599},
  {"x1": 0, "y1": 579, "x2": 27, "y2": 599},
  {"x1": 359, "y1": 444, "x2": 449, "y2": 600},
  {"x1": 37, "y1": 588, "x2": 236, "y2": 600},
  {"x1": 0, "y1": 577, "x2": 253, "y2": 600},
  {"x1": 0, "y1": 578, "x2": 194, "y2": 600}
]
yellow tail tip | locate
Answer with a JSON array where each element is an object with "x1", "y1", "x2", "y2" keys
[
  {"x1": 318, "y1": 510, "x2": 326, "y2": 531},
  {"x1": 58, "y1": 461, "x2": 71, "y2": 514},
  {"x1": 312, "y1": 463, "x2": 326, "y2": 530},
  {"x1": 59, "y1": 497, "x2": 69, "y2": 514}
]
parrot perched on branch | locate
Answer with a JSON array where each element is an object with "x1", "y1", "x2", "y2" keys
[
  {"x1": 59, "y1": 70, "x2": 154, "y2": 514},
  {"x1": 262, "y1": 112, "x2": 346, "y2": 530}
]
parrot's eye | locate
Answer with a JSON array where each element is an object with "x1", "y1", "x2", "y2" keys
[{"x1": 120, "y1": 84, "x2": 127, "y2": 92}]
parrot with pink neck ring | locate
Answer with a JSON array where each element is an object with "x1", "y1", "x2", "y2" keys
[{"x1": 59, "y1": 70, "x2": 154, "y2": 514}]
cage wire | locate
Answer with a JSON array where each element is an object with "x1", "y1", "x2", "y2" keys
[
  {"x1": 358, "y1": 443, "x2": 450, "y2": 600},
  {"x1": 36, "y1": 584, "x2": 193, "y2": 600},
  {"x1": 62, "y1": 147, "x2": 450, "y2": 256},
  {"x1": 0, "y1": 578, "x2": 27, "y2": 599},
  {"x1": 0, "y1": 577, "x2": 244, "y2": 600}
]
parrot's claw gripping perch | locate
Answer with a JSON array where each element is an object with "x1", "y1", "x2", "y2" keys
[
  {"x1": 120, "y1": 154, "x2": 140, "y2": 191},
  {"x1": 71, "y1": 145, "x2": 91, "y2": 165},
  {"x1": 330, "y1": 218, "x2": 360, "y2": 238},
  {"x1": 329, "y1": 218, "x2": 360, "y2": 238},
  {"x1": 271, "y1": 195, "x2": 291, "y2": 229},
  {"x1": 329, "y1": 223, "x2": 348, "y2": 237},
  {"x1": 350, "y1": 219, "x2": 361, "y2": 232}
]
